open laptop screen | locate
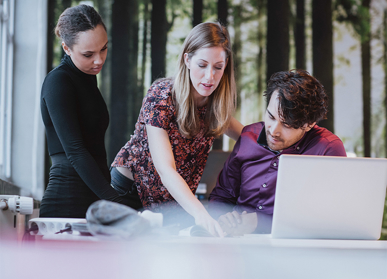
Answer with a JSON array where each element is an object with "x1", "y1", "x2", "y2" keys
[{"x1": 271, "y1": 155, "x2": 387, "y2": 240}]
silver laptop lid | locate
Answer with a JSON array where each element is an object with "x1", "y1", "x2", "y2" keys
[{"x1": 271, "y1": 155, "x2": 387, "y2": 240}]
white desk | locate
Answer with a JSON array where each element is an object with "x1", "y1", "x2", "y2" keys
[{"x1": 1, "y1": 235, "x2": 386, "y2": 279}]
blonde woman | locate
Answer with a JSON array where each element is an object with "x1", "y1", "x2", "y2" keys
[{"x1": 110, "y1": 22, "x2": 243, "y2": 236}]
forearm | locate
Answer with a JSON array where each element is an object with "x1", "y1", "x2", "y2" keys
[
  {"x1": 158, "y1": 168, "x2": 207, "y2": 219},
  {"x1": 68, "y1": 150, "x2": 122, "y2": 203},
  {"x1": 225, "y1": 117, "x2": 244, "y2": 141},
  {"x1": 146, "y1": 124, "x2": 223, "y2": 236}
]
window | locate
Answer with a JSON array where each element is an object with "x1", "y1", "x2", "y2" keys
[
  {"x1": 0, "y1": 0, "x2": 15, "y2": 180},
  {"x1": 0, "y1": 0, "x2": 46, "y2": 200}
]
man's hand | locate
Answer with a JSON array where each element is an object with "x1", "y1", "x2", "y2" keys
[{"x1": 218, "y1": 211, "x2": 258, "y2": 236}]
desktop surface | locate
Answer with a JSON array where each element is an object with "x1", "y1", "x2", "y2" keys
[{"x1": 1, "y1": 234, "x2": 386, "y2": 279}]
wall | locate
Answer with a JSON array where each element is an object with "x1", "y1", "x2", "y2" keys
[{"x1": 9, "y1": 0, "x2": 47, "y2": 199}]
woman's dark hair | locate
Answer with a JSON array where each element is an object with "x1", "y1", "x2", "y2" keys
[
  {"x1": 55, "y1": 4, "x2": 106, "y2": 49},
  {"x1": 264, "y1": 69, "x2": 328, "y2": 129}
]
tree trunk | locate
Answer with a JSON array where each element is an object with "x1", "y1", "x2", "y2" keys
[
  {"x1": 213, "y1": 0, "x2": 230, "y2": 150},
  {"x1": 128, "y1": 1, "x2": 141, "y2": 140},
  {"x1": 109, "y1": 0, "x2": 139, "y2": 162},
  {"x1": 232, "y1": 4, "x2": 242, "y2": 99},
  {"x1": 96, "y1": 0, "x2": 114, "y2": 165},
  {"x1": 255, "y1": 0, "x2": 266, "y2": 122},
  {"x1": 140, "y1": 0, "x2": 150, "y2": 97},
  {"x1": 361, "y1": 41, "x2": 371, "y2": 157},
  {"x1": 312, "y1": 0, "x2": 334, "y2": 132},
  {"x1": 361, "y1": 0, "x2": 371, "y2": 157},
  {"x1": 193, "y1": 0, "x2": 203, "y2": 27},
  {"x1": 151, "y1": 0, "x2": 168, "y2": 82},
  {"x1": 96, "y1": 0, "x2": 112, "y2": 105},
  {"x1": 60, "y1": 0, "x2": 72, "y2": 59},
  {"x1": 45, "y1": 0, "x2": 58, "y2": 189},
  {"x1": 295, "y1": 0, "x2": 306, "y2": 70},
  {"x1": 218, "y1": 0, "x2": 228, "y2": 26},
  {"x1": 266, "y1": 0, "x2": 289, "y2": 80},
  {"x1": 62, "y1": 0, "x2": 71, "y2": 7},
  {"x1": 256, "y1": 0, "x2": 266, "y2": 95},
  {"x1": 46, "y1": 0, "x2": 56, "y2": 73}
]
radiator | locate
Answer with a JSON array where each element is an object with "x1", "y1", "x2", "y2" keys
[{"x1": 0, "y1": 195, "x2": 37, "y2": 241}]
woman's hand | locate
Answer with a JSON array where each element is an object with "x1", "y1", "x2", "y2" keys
[
  {"x1": 194, "y1": 209, "x2": 224, "y2": 237},
  {"x1": 146, "y1": 125, "x2": 224, "y2": 237}
]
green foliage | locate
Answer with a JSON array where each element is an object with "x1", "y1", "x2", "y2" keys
[
  {"x1": 337, "y1": 54, "x2": 351, "y2": 66},
  {"x1": 203, "y1": 0, "x2": 217, "y2": 22},
  {"x1": 334, "y1": 0, "x2": 371, "y2": 43},
  {"x1": 166, "y1": 0, "x2": 187, "y2": 31}
]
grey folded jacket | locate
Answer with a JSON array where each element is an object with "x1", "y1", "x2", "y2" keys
[{"x1": 86, "y1": 200, "x2": 151, "y2": 240}]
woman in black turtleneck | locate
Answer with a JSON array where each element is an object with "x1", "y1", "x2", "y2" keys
[{"x1": 40, "y1": 5, "x2": 122, "y2": 218}]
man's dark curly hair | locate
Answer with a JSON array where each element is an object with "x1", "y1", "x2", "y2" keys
[{"x1": 264, "y1": 69, "x2": 328, "y2": 129}]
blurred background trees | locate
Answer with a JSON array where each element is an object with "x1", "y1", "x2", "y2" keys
[{"x1": 46, "y1": 0, "x2": 387, "y2": 159}]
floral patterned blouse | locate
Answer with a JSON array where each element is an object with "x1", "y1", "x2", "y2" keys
[{"x1": 111, "y1": 79, "x2": 215, "y2": 211}]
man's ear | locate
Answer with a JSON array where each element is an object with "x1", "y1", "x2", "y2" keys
[
  {"x1": 184, "y1": 53, "x2": 190, "y2": 69},
  {"x1": 62, "y1": 42, "x2": 71, "y2": 56},
  {"x1": 304, "y1": 122, "x2": 316, "y2": 132}
]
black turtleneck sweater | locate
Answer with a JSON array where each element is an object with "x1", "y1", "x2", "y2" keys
[{"x1": 41, "y1": 54, "x2": 122, "y2": 204}]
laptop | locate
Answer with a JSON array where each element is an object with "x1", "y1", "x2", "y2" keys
[{"x1": 271, "y1": 155, "x2": 387, "y2": 240}]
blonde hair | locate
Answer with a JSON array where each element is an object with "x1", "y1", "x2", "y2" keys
[{"x1": 172, "y1": 22, "x2": 236, "y2": 138}]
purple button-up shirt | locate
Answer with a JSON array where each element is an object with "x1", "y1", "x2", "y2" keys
[{"x1": 209, "y1": 122, "x2": 347, "y2": 218}]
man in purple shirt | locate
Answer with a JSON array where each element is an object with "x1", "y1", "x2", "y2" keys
[{"x1": 209, "y1": 69, "x2": 347, "y2": 235}]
